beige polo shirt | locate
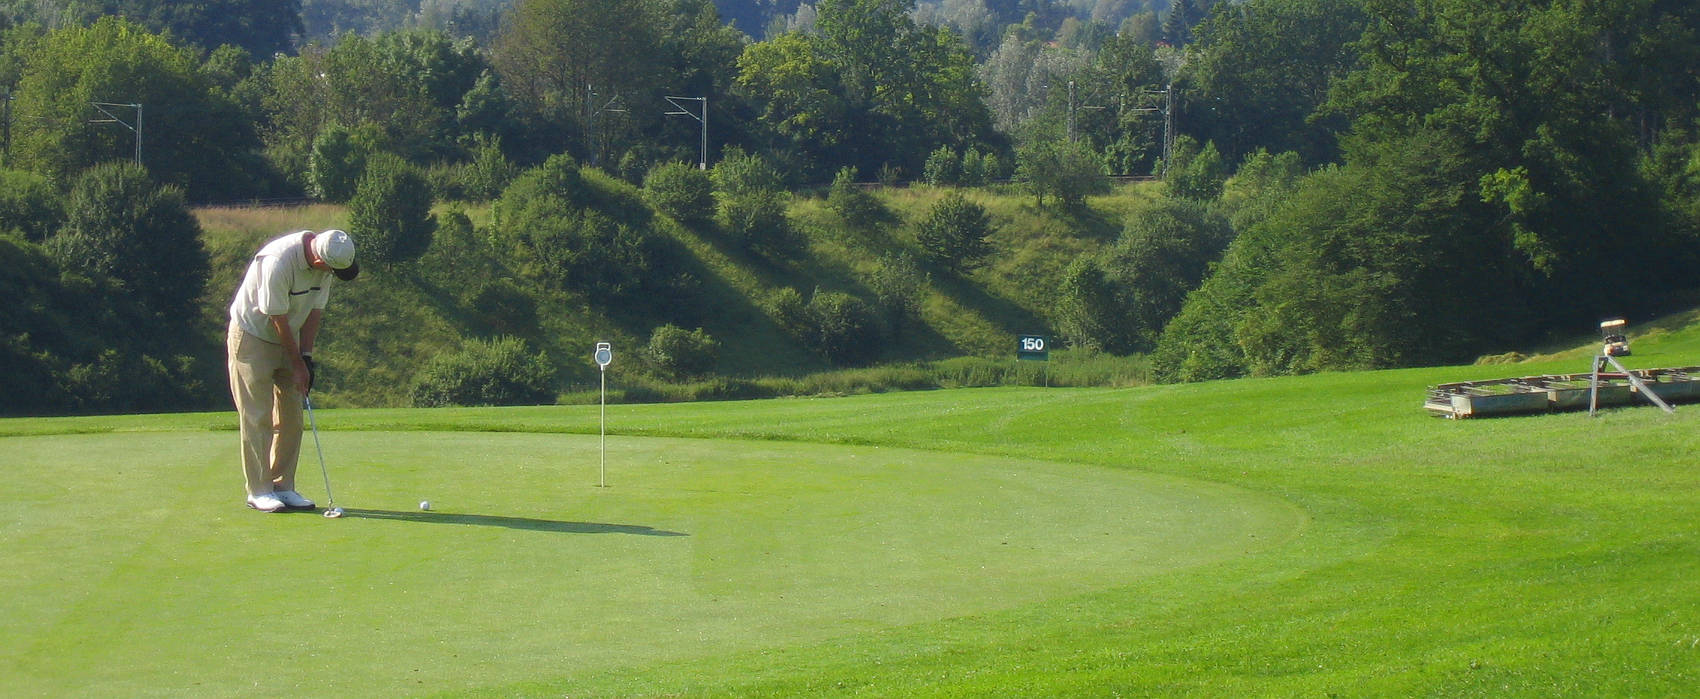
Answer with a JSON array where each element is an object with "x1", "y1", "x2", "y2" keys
[{"x1": 228, "y1": 230, "x2": 336, "y2": 344}]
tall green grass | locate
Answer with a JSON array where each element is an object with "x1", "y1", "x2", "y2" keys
[{"x1": 560, "y1": 351, "x2": 1150, "y2": 404}]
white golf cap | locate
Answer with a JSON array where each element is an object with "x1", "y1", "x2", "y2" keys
[{"x1": 311, "y1": 229, "x2": 358, "y2": 279}]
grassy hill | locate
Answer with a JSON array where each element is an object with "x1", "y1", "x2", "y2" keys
[
  {"x1": 193, "y1": 182, "x2": 1160, "y2": 408},
  {"x1": 4, "y1": 296, "x2": 1697, "y2": 695}
]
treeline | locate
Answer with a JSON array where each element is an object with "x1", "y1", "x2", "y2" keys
[{"x1": 1, "y1": 0, "x2": 1698, "y2": 415}]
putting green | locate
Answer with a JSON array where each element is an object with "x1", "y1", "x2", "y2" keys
[{"x1": 2, "y1": 430, "x2": 1302, "y2": 696}]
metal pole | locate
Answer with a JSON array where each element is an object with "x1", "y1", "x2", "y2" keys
[
  {"x1": 1590, "y1": 353, "x2": 1676, "y2": 416},
  {"x1": 665, "y1": 96, "x2": 709, "y2": 170},
  {"x1": 1, "y1": 88, "x2": 11, "y2": 167},
  {"x1": 1163, "y1": 84, "x2": 1174, "y2": 178},
  {"x1": 1068, "y1": 80, "x2": 1076, "y2": 143},
  {"x1": 90, "y1": 102, "x2": 142, "y2": 167},
  {"x1": 599, "y1": 366, "x2": 607, "y2": 487}
]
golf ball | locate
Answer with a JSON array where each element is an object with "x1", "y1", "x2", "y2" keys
[{"x1": 419, "y1": 500, "x2": 431, "y2": 511}]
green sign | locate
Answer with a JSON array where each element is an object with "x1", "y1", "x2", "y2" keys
[{"x1": 1018, "y1": 335, "x2": 1049, "y2": 361}]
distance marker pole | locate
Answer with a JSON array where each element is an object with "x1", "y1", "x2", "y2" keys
[{"x1": 595, "y1": 342, "x2": 613, "y2": 487}]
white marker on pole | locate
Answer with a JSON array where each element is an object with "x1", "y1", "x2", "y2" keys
[{"x1": 594, "y1": 342, "x2": 613, "y2": 487}]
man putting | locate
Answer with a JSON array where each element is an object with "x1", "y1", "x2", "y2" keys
[{"x1": 226, "y1": 229, "x2": 359, "y2": 512}]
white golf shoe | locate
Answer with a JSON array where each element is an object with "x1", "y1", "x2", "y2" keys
[
  {"x1": 246, "y1": 493, "x2": 286, "y2": 512},
  {"x1": 274, "y1": 490, "x2": 316, "y2": 509}
]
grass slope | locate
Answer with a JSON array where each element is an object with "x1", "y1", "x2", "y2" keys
[
  {"x1": 191, "y1": 182, "x2": 1159, "y2": 407},
  {"x1": 4, "y1": 315, "x2": 1698, "y2": 695}
]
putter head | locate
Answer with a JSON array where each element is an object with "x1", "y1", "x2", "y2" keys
[{"x1": 323, "y1": 506, "x2": 344, "y2": 519}]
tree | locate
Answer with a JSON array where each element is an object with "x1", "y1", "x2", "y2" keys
[
  {"x1": 321, "y1": 31, "x2": 482, "y2": 161},
  {"x1": 10, "y1": 16, "x2": 263, "y2": 200},
  {"x1": 977, "y1": 33, "x2": 1047, "y2": 134},
  {"x1": 1016, "y1": 139, "x2": 1108, "y2": 208},
  {"x1": 308, "y1": 124, "x2": 372, "y2": 202},
  {"x1": 96, "y1": 0, "x2": 304, "y2": 59},
  {"x1": 1079, "y1": 34, "x2": 1166, "y2": 175},
  {"x1": 1321, "y1": 0, "x2": 1699, "y2": 347},
  {"x1": 348, "y1": 152, "x2": 436, "y2": 266},
  {"x1": 1057, "y1": 197, "x2": 1231, "y2": 355},
  {"x1": 1218, "y1": 148, "x2": 1307, "y2": 231},
  {"x1": 916, "y1": 191, "x2": 993, "y2": 273},
  {"x1": 493, "y1": 0, "x2": 666, "y2": 160},
  {"x1": 299, "y1": 0, "x2": 417, "y2": 42},
  {"x1": 739, "y1": 0, "x2": 997, "y2": 179},
  {"x1": 734, "y1": 31, "x2": 854, "y2": 179},
  {"x1": 1, "y1": 233, "x2": 92, "y2": 414},
  {"x1": 1053, "y1": 257, "x2": 1117, "y2": 354},
  {"x1": 0, "y1": 169, "x2": 64, "y2": 241},
  {"x1": 1186, "y1": 0, "x2": 1366, "y2": 165},
  {"x1": 866, "y1": 252, "x2": 927, "y2": 328},
  {"x1": 48, "y1": 161, "x2": 208, "y2": 325}
]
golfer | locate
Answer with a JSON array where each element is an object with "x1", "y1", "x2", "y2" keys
[{"x1": 226, "y1": 229, "x2": 359, "y2": 512}]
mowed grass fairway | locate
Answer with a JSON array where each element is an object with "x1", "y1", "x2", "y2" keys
[
  {"x1": 5, "y1": 319, "x2": 1700, "y2": 695},
  {"x1": 2, "y1": 430, "x2": 1293, "y2": 696}
]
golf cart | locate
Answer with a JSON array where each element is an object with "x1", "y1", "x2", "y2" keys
[{"x1": 1600, "y1": 318, "x2": 1631, "y2": 357}]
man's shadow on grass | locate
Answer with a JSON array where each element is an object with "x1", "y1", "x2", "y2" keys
[{"x1": 337, "y1": 509, "x2": 688, "y2": 536}]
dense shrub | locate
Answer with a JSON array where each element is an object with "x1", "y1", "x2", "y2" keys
[
  {"x1": 494, "y1": 155, "x2": 684, "y2": 306},
  {"x1": 866, "y1": 253, "x2": 927, "y2": 327},
  {"x1": 424, "y1": 161, "x2": 469, "y2": 201},
  {"x1": 644, "y1": 161, "x2": 715, "y2": 224},
  {"x1": 645, "y1": 324, "x2": 720, "y2": 379},
  {"x1": 349, "y1": 152, "x2": 437, "y2": 266},
  {"x1": 464, "y1": 135, "x2": 518, "y2": 201},
  {"x1": 923, "y1": 145, "x2": 960, "y2": 185},
  {"x1": 827, "y1": 166, "x2": 886, "y2": 227},
  {"x1": 494, "y1": 154, "x2": 589, "y2": 228},
  {"x1": 711, "y1": 146, "x2": 784, "y2": 195},
  {"x1": 1016, "y1": 139, "x2": 1109, "y2": 208},
  {"x1": 48, "y1": 162, "x2": 209, "y2": 325},
  {"x1": 1167, "y1": 136, "x2": 1229, "y2": 200},
  {"x1": 959, "y1": 148, "x2": 989, "y2": 186},
  {"x1": 718, "y1": 188, "x2": 794, "y2": 254},
  {"x1": 2, "y1": 231, "x2": 213, "y2": 415},
  {"x1": 808, "y1": 291, "x2": 884, "y2": 366},
  {"x1": 762, "y1": 287, "x2": 811, "y2": 339},
  {"x1": 410, "y1": 336, "x2": 556, "y2": 407},
  {"x1": 916, "y1": 191, "x2": 994, "y2": 273}
]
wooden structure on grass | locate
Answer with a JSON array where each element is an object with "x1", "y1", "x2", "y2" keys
[{"x1": 1426, "y1": 358, "x2": 1700, "y2": 419}]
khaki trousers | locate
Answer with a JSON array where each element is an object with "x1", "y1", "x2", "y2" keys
[{"x1": 226, "y1": 322, "x2": 304, "y2": 497}]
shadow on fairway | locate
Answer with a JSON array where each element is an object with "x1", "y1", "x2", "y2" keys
[{"x1": 338, "y1": 509, "x2": 688, "y2": 536}]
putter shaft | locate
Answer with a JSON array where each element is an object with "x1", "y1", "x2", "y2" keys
[{"x1": 305, "y1": 396, "x2": 336, "y2": 508}]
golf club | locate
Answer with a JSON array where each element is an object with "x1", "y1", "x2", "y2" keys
[{"x1": 305, "y1": 395, "x2": 344, "y2": 518}]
